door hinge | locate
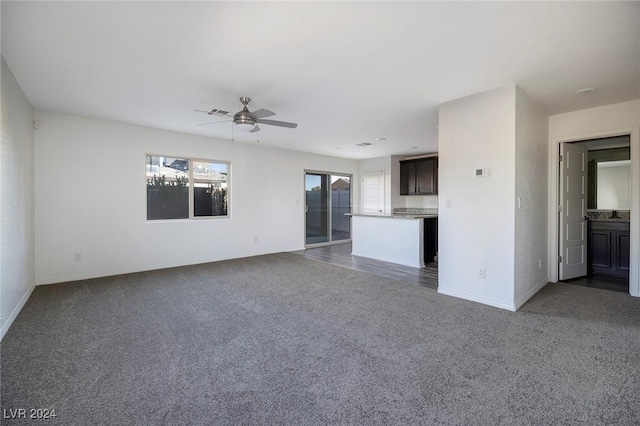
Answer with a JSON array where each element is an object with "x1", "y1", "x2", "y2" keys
[
  {"x1": 558, "y1": 205, "x2": 563, "y2": 212},
  {"x1": 558, "y1": 255, "x2": 562, "y2": 263},
  {"x1": 559, "y1": 154, "x2": 563, "y2": 162}
]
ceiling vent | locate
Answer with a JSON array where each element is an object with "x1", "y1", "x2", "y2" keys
[{"x1": 357, "y1": 142, "x2": 373, "y2": 146}]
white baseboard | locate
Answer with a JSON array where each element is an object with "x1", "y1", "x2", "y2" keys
[
  {"x1": 35, "y1": 250, "x2": 286, "y2": 286},
  {"x1": 1, "y1": 283, "x2": 36, "y2": 341},
  {"x1": 515, "y1": 279, "x2": 549, "y2": 310},
  {"x1": 437, "y1": 287, "x2": 516, "y2": 311}
]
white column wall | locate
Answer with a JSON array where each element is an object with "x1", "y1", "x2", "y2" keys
[
  {"x1": 34, "y1": 112, "x2": 358, "y2": 284},
  {"x1": 438, "y1": 85, "x2": 517, "y2": 310},
  {"x1": 514, "y1": 87, "x2": 549, "y2": 308},
  {"x1": 1, "y1": 58, "x2": 36, "y2": 339}
]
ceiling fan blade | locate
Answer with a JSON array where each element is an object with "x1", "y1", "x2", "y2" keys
[
  {"x1": 256, "y1": 118, "x2": 297, "y2": 129},
  {"x1": 250, "y1": 124, "x2": 261, "y2": 133},
  {"x1": 197, "y1": 120, "x2": 232, "y2": 126},
  {"x1": 252, "y1": 108, "x2": 276, "y2": 119},
  {"x1": 194, "y1": 108, "x2": 230, "y2": 117}
]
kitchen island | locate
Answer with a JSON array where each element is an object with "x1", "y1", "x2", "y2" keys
[{"x1": 348, "y1": 209, "x2": 437, "y2": 268}]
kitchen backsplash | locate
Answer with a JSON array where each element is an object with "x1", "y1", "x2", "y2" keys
[
  {"x1": 587, "y1": 210, "x2": 630, "y2": 220},
  {"x1": 404, "y1": 195, "x2": 438, "y2": 209}
]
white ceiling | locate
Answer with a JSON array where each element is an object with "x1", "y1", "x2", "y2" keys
[{"x1": 2, "y1": 1, "x2": 639, "y2": 159}]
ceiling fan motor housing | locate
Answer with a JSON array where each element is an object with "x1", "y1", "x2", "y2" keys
[{"x1": 234, "y1": 109, "x2": 256, "y2": 126}]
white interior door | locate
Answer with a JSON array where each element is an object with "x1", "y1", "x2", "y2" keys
[
  {"x1": 362, "y1": 170, "x2": 384, "y2": 214},
  {"x1": 559, "y1": 143, "x2": 588, "y2": 280}
]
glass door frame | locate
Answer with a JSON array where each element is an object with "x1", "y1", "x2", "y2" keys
[{"x1": 304, "y1": 170, "x2": 353, "y2": 248}]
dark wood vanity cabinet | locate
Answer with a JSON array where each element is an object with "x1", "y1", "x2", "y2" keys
[
  {"x1": 400, "y1": 157, "x2": 438, "y2": 195},
  {"x1": 588, "y1": 221, "x2": 630, "y2": 278}
]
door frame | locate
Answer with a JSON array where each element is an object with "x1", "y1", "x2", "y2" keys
[
  {"x1": 548, "y1": 126, "x2": 639, "y2": 297},
  {"x1": 303, "y1": 170, "x2": 353, "y2": 248}
]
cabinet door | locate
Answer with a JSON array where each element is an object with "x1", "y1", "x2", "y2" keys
[
  {"x1": 400, "y1": 161, "x2": 416, "y2": 195},
  {"x1": 615, "y1": 231, "x2": 630, "y2": 275},
  {"x1": 589, "y1": 230, "x2": 612, "y2": 272},
  {"x1": 588, "y1": 222, "x2": 630, "y2": 278},
  {"x1": 415, "y1": 158, "x2": 437, "y2": 195}
]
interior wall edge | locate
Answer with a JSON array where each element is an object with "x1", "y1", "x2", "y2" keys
[{"x1": 0, "y1": 283, "x2": 36, "y2": 341}]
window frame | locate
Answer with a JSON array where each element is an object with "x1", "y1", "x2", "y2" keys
[{"x1": 145, "y1": 154, "x2": 231, "y2": 221}]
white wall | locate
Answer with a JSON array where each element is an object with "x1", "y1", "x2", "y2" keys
[
  {"x1": 514, "y1": 87, "x2": 549, "y2": 308},
  {"x1": 34, "y1": 112, "x2": 358, "y2": 284},
  {"x1": 1, "y1": 58, "x2": 36, "y2": 339},
  {"x1": 548, "y1": 100, "x2": 640, "y2": 297},
  {"x1": 549, "y1": 100, "x2": 640, "y2": 139},
  {"x1": 438, "y1": 86, "x2": 517, "y2": 310}
]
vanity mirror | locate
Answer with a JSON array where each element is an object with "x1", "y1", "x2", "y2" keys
[{"x1": 587, "y1": 146, "x2": 630, "y2": 210}]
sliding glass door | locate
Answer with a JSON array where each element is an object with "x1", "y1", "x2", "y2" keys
[{"x1": 305, "y1": 172, "x2": 351, "y2": 246}]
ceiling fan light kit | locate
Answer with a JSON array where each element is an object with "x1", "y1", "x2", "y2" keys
[{"x1": 196, "y1": 97, "x2": 298, "y2": 134}]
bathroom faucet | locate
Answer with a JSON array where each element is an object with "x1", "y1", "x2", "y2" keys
[{"x1": 610, "y1": 210, "x2": 619, "y2": 219}]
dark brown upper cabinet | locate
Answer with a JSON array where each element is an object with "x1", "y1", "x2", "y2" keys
[{"x1": 400, "y1": 157, "x2": 438, "y2": 195}]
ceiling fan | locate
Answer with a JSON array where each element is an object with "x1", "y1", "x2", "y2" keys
[{"x1": 195, "y1": 97, "x2": 297, "y2": 133}]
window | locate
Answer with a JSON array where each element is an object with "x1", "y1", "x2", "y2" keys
[{"x1": 146, "y1": 155, "x2": 229, "y2": 220}]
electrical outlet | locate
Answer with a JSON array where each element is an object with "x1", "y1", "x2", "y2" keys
[
  {"x1": 74, "y1": 252, "x2": 82, "y2": 262},
  {"x1": 478, "y1": 268, "x2": 486, "y2": 279},
  {"x1": 445, "y1": 198, "x2": 452, "y2": 208}
]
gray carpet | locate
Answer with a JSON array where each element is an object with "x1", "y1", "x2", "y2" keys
[{"x1": 1, "y1": 252, "x2": 639, "y2": 425}]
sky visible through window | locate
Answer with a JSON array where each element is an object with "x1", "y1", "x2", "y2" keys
[{"x1": 305, "y1": 175, "x2": 349, "y2": 190}]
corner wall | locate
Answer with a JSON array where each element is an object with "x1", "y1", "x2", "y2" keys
[
  {"x1": 514, "y1": 87, "x2": 549, "y2": 308},
  {"x1": 437, "y1": 86, "x2": 517, "y2": 310},
  {"x1": 1, "y1": 57, "x2": 35, "y2": 339},
  {"x1": 34, "y1": 112, "x2": 359, "y2": 284}
]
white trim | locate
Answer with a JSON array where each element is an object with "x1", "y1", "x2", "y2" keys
[
  {"x1": 515, "y1": 279, "x2": 549, "y2": 310},
  {"x1": 438, "y1": 287, "x2": 516, "y2": 312},
  {"x1": 548, "y1": 126, "x2": 639, "y2": 298},
  {"x1": 1, "y1": 283, "x2": 36, "y2": 341}
]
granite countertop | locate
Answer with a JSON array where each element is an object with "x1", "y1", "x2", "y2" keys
[
  {"x1": 587, "y1": 210, "x2": 629, "y2": 222},
  {"x1": 347, "y1": 208, "x2": 438, "y2": 219},
  {"x1": 347, "y1": 213, "x2": 438, "y2": 219}
]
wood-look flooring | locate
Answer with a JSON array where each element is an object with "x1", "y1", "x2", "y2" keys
[
  {"x1": 294, "y1": 243, "x2": 438, "y2": 289},
  {"x1": 561, "y1": 274, "x2": 629, "y2": 293}
]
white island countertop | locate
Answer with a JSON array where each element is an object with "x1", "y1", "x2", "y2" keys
[{"x1": 349, "y1": 209, "x2": 437, "y2": 268}]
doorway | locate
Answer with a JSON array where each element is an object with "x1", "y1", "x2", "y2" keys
[
  {"x1": 558, "y1": 136, "x2": 631, "y2": 292},
  {"x1": 305, "y1": 172, "x2": 352, "y2": 246}
]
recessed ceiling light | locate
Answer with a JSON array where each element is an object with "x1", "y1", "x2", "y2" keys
[
  {"x1": 576, "y1": 87, "x2": 597, "y2": 96},
  {"x1": 357, "y1": 142, "x2": 373, "y2": 146},
  {"x1": 376, "y1": 137, "x2": 386, "y2": 142},
  {"x1": 410, "y1": 146, "x2": 418, "y2": 149}
]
